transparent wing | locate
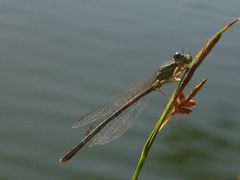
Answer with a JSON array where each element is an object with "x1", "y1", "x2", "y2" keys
[
  {"x1": 87, "y1": 97, "x2": 146, "y2": 147},
  {"x1": 72, "y1": 73, "x2": 157, "y2": 129}
]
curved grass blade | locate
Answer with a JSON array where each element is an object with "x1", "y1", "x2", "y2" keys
[{"x1": 132, "y1": 17, "x2": 240, "y2": 180}]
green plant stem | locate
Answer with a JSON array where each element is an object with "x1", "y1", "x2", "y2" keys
[
  {"x1": 132, "y1": 94, "x2": 174, "y2": 180},
  {"x1": 132, "y1": 17, "x2": 240, "y2": 180}
]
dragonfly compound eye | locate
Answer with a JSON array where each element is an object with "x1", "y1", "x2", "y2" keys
[{"x1": 173, "y1": 52, "x2": 182, "y2": 60}]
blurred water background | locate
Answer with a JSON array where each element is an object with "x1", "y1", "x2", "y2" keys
[{"x1": 0, "y1": 0, "x2": 239, "y2": 179}]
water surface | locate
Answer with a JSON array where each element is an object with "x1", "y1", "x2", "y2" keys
[{"x1": 0, "y1": 0, "x2": 239, "y2": 179}]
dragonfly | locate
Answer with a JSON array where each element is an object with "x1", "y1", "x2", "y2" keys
[{"x1": 60, "y1": 52, "x2": 192, "y2": 163}]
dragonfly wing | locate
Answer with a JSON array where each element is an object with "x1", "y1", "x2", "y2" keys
[
  {"x1": 86, "y1": 97, "x2": 146, "y2": 147},
  {"x1": 72, "y1": 100, "x2": 117, "y2": 128},
  {"x1": 72, "y1": 73, "x2": 157, "y2": 128}
]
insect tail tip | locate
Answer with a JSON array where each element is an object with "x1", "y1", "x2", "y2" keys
[{"x1": 59, "y1": 157, "x2": 67, "y2": 165}]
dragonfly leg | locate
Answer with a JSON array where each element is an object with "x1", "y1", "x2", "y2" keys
[
  {"x1": 173, "y1": 66, "x2": 182, "y2": 81},
  {"x1": 160, "y1": 78, "x2": 181, "y2": 84},
  {"x1": 174, "y1": 77, "x2": 181, "y2": 81}
]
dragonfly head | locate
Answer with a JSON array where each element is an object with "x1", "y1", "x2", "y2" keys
[{"x1": 173, "y1": 52, "x2": 192, "y2": 67}]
